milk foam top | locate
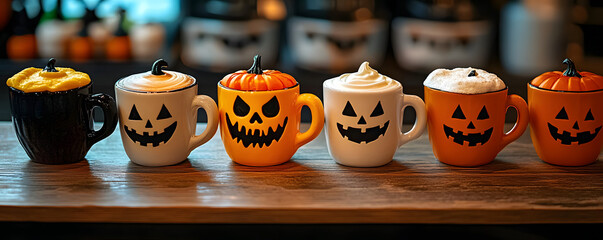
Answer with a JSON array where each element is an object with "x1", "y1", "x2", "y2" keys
[
  {"x1": 424, "y1": 68, "x2": 506, "y2": 94},
  {"x1": 324, "y1": 62, "x2": 401, "y2": 92},
  {"x1": 117, "y1": 60, "x2": 195, "y2": 92},
  {"x1": 7, "y1": 59, "x2": 91, "y2": 93}
]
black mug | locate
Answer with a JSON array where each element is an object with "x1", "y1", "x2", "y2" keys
[{"x1": 8, "y1": 83, "x2": 118, "y2": 164}]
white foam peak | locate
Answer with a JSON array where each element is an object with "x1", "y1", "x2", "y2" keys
[{"x1": 424, "y1": 68, "x2": 506, "y2": 94}]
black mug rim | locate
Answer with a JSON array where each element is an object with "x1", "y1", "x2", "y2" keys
[
  {"x1": 218, "y1": 82, "x2": 300, "y2": 92},
  {"x1": 528, "y1": 83, "x2": 603, "y2": 93},
  {"x1": 424, "y1": 85, "x2": 508, "y2": 95},
  {"x1": 9, "y1": 82, "x2": 92, "y2": 95}
]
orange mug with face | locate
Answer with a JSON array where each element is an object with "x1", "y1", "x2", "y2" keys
[
  {"x1": 218, "y1": 56, "x2": 324, "y2": 166},
  {"x1": 528, "y1": 59, "x2": 603, "y2": 166},
  {"x1": 424, "y1": 68, "x2": 529, "y2": 167}
]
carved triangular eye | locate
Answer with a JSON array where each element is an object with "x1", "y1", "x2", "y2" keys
[
  {"x1": 262, "y1": 96, "x2": 280, "y2": 118},
  {"x1": 157, "y1": 104, "x2": 172, "y2": 120},
  {"x1": 556, "y1": 107, "x2": 569, "y2": 120},
  {"x1": 477, "y1": 106, "x2": 489, "y2": 120},
  {"x1": 370, "y1": 101, "x2": 384, "y2": 117},
  {"x1": 585, "y1": 109, "x2": 594, "y2": 121},
  {"x1": 234, "y1": 96, "x2": 250, "y2": 117},
  {"x1": 128, "y1": 105, "x2": 142, "y2": 120},
  {"x1": 342, "y1": 101, "x2": 356, "y2": 117},
  {"x1": 452, "y1": 105, "x2": 465, "y2": 119}
]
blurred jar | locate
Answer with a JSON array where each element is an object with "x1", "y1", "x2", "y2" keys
[
  {"x1": 36, "y1": 13, "x2": 80, "y2": 58},
  {"x1": 288, "y1": 0, "x2": 387, "y2": 72},
  {"x1": 392, "y1": 0, "x2": 494, "y2": 72},
  {"x1": 501, "y1": 0, "x2": 567, "y2": 76},
  {"x1": 181, "y1": 0, "x2": 281, "y2": 72},
  {"x1": 130, "y1": 23, "x2": 166, "y2": 61}
]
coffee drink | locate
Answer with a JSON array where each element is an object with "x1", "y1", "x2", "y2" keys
[
  {"x1": 115, "y1": 59, "x2": 218, "y2": 166},
  {"x1": 218, "y1": 55, "x2": 324, "y2": 166},
  {"x1": 423, "y1": 68, "x2": 505, "y2": 94},
  {"x1": 7, "y1": 58, "x2": 117, "y2": 164},
  {"x1": 323, "y1": 62, "x2": 426, "y2": 167},
  {"x1": 424, "y1": 67, "x2": 528, "y2": 167}
]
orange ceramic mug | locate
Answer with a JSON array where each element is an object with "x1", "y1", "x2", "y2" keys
[
  {"x1": 528, "y1": 59, "x2": 603, "y2": 166},
  {"x1": 425, "y1": 86, "x2": 529, "y2": 167},
  {"x1": 217, "y1": 55, "x2": 324, "y2": 166},
  {"x1": 528, "y1": 85, "x2": 602, "y2": 166}
]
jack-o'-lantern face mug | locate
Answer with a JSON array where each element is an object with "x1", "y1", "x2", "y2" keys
[
  {"x1": 323, "y1": 62, "x2": 426, "y2": 167},
  {"x1": 528, "y1": 59, "x2": 603, "y2": 166},
  {"x1": 424, "y1": 68, "x2": 529, "y2": 167},
  {"x1": 218, "y1": 55, "x2": 324, "y2": 166},
  {"x1": 115, "y1": 60, "x2": 219, "y2": 166}
]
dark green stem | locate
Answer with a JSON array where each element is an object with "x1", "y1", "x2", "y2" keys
[
  {"x1": 43, "y1": 58, "x2": 58, "y2": 72},
  {"x1": 247, "y1": 55, "x2": 263, "y2": 74},
  {"x1": 151, "y1": 59, "x2": 168, "y2": 75},
  {"x1": 562, "y1": 58, "x2": 582, "y2": 78}
]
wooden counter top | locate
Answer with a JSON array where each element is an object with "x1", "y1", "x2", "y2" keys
[{"x1": 0, "y1": 122, "x2": 601, "y2": 224}]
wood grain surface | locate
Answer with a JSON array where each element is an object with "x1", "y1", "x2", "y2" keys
[{"x1": 0, "y1": 122, "x2": 601, "y2": 224}]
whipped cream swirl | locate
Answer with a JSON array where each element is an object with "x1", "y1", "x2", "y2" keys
[
  {"x1": 118, "y1": 70, "x2": 195, "y2": 92},
  {"x1": 324, "y1": 62, "x2": 401, "y2": 92}
]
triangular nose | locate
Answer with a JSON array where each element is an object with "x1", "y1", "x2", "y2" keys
[
  {"x1": 250, "y1": 112, "x2": 263, "y2": 124},
  {"x1": 573, "y1": 121, "x2": 580, "y2": 130},
  {"x1": 145, "y1": 120, "x2": 153, "y2": 128},
  {"x1": 467, "y1": 121, "x2": 476, "y2": 129},
  {"x1": 358, "y1": 116, "x2": 366, "y2": 125}
]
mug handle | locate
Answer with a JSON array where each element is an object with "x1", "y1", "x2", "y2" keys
[
  {"x1": 398, "y1": 94, "x2": 427, "y2": 147},
  {"x1": 294, "y1": 93, "x2": 325, "y2": 149},
  {"x1": 188, "y1": 95, "x2": 219, "y2": 152},
  {"x1": 500, "y1": 94, "x2": 529, "y2": 148},
  {"x1": 86, "y1": 93, "x2": 118, "y2": 148}
]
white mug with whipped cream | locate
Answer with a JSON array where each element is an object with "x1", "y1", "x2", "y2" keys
[
  {"x1": 115, "y1": 59, "x2": 219, "y2": 166},
  {"x1": 323, "y1": 62, "x2": 427, "y2": 167}
]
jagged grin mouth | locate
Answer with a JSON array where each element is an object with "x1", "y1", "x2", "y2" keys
[
  {"x1": 547, "y1": 123, "x2": 601, "y2": 145},
  {"x1": 337, "y1": 121, "x2": 389, "y2": 144},
  {"x1": 226, "y1": 113, "x2": 288, "y2": 148},
  {"x1": 444, "y1": 125, "x2": 493, "y2": 147},
  {"x1": 124, "y1": 122, "x2": 177, "y2": 147}
]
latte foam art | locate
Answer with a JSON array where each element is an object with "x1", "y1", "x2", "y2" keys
[
  {"x1": 324, "y1": 62, "x2": 401, "y2": 92},
  {"x1": 118, "y1": 70, "x2": 195, "y2": 92}
]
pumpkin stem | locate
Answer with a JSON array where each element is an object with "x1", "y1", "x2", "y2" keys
[
  {"x1": 43, "y1": 58, "x2": 58, "y2": 72},
  {"x1": 562, "y1": 58, "x2": 582, "y2": 78},
  {"x1": 468, "y1": 70, "x2": 477, "y2": 77},
  {"x1": 247, "y1": 55, "x2": 263, "y2": 74},
  {"x1": 151, "y1": 59, "x2": 168, "y2": 75}
]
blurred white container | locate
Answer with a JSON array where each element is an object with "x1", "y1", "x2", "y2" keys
[
  {"x1": 500, "y1": 0, "x2": 567, "y2": 76},
  {"x1": 130, "y1": 23, "x2": 166, "y2": 61},
  {"x1": 36, "y1": 20, "x2": 80, "y2": 58}
]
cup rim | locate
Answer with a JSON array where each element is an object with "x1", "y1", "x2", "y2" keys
[
  {"x1": 8, "y1": 82, "x2": 92, "y2": 95},
  {"x1": 424, "y1": 85, "x2": 508, "y2": 95},
  {"x1": 217, "y1": 82, "x2": 299, "y2": 92},
  {"x1": 115, "y1": 74, "x2": 198, "y2": 93},
  {"x1": 528, "y1": 83, "x2": 603, "y2": 93}
]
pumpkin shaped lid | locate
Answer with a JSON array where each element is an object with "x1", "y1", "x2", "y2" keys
[
  {"x1": 117, "y1": 59, "x2": 195, "y2": 92},
  {"x1": 7, "y1": 58, "x2": 91, "y2": 93},
  {"x1": 531, "y1": 58, "x2": 603, "y2": 92},
  {"x1": 220, "y1": 55, "x2": 297, "y2": 91}
]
